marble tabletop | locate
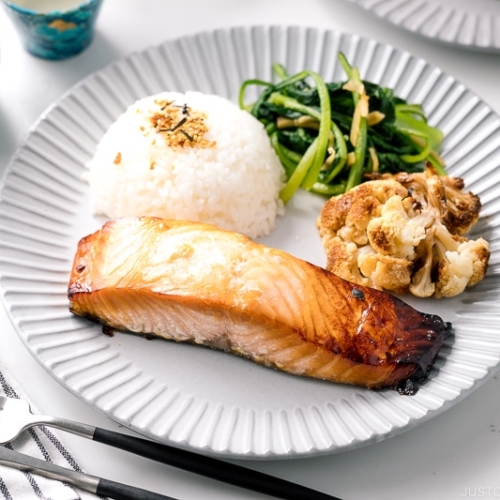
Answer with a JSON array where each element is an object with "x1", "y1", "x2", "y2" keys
[{"x1": 0, "y1": 1, "x2": 499, "y2": 499}]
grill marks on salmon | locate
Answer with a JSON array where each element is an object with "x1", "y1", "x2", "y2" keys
[{"x1": 68, "y1": 217, "x2": 452, "y2": 394}]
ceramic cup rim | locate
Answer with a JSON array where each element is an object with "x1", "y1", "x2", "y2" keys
[{"x1": 2, "y1": 0, "x2": 97, "y2": 16}]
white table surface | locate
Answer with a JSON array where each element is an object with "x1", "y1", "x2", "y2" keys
[{"x1": 1, "y1": 1, "x2": 500, "y2": 499}]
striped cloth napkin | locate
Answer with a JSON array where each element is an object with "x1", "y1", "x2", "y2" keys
[{"x1": 0, "y1": 366, "x2": 102, "y2": 500}]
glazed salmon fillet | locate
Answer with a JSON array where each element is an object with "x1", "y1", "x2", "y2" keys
[{"x1": 68, "y1": 217, "x2": 452, "y2": 394}]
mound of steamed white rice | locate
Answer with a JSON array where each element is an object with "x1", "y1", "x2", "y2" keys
[{"x1": 86, "y1": 91, "x2": 285, "y2": 239}]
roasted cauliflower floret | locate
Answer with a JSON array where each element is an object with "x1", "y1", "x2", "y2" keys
[
  {"x1": 441, "y1": 176, "x2": 482, "y2": 235},
  {"x1": 392, "y1": 169, "x2": 481, "y2": 235},
  {"x1": 433, "y1": 225, "x2": 490, "y2": 298},
  {"x1": 317, "y1": 166, "x2": 490, "y2": 298},
  {"x1": 324, "y1": 238, "x2": 372, "y2": 287},
  {"x1": 318, "y1": 179, "x2": 408, "y2": 246},
  {"x1": 358, "y1": 251, "x2": 413, "y2": 294},
  {"x1": 366, "y1": 195, "x2": 426, "y2": 259}
]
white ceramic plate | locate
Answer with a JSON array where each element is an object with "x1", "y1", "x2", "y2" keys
[
  {"x1": 347, "y1": 0, "x2": 500, "y2": 52},
  {"x1": 1, "y1": 26, "x2": 500, "y2": 459}
]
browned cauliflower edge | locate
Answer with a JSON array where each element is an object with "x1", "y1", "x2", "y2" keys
[{"x1": 317, "y1": 166, "x2": 490, "y2": 298}]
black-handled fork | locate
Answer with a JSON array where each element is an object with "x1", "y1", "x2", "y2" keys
[
  {"x1": 0, "y1": 445, "x2": 177, "y2": 500},
  {"x1": 0, "y1": 396, "x2": 342, "y2": 500}
]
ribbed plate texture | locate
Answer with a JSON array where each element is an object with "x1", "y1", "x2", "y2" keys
[
  {"x1": 1, "y1": 26, "x2": 499, "y2": 459},
  {"x1": 347, "y1": 0, "x2": 500, "y2": 51}
]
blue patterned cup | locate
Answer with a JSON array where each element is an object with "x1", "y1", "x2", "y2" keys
[{"x1": 1, "y1": 0, "x2": 103, "y2": 60}]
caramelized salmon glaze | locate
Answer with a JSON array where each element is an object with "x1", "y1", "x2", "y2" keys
[{"x1": 68, "y1": 217, "x2": 452, "y2": 394}]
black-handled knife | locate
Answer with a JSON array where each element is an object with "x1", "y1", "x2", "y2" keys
[{"x1": 92, "y1": 427, "x2": 340, "y2": 500}]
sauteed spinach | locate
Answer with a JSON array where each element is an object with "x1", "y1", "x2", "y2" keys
[{"x1": 239, "y1": 53, "x2": 445, "y2": 203}]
